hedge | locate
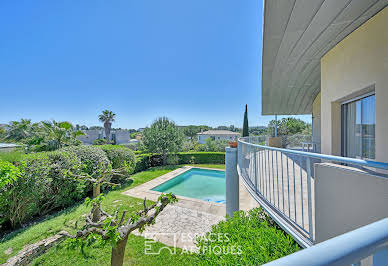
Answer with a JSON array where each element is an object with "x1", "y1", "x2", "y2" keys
[
  {"x1": 175, "y1": 152, "x2": 225, "y2": 164},
  {"x1": 0, "y1": 151, "x2": 85, "y2": 228},
  {"x1": 133, "y1": 152, "x2": 225, "y2": 173},
  {"x1": 0, "y1": 147, "x2": 225, "y2": 229}
]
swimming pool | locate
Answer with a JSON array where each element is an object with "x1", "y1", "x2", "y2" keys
[{"x1": 152, "y1": 168, "x2": 225, "y2": 204}]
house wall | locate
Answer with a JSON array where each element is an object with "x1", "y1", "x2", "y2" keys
[
  {"x1": 320, "y1": 6, "x2": 388, "y2": 162},
  {"x1": 197, "y1": 134, "x2": 239, "y2": 144},
  {"x1": 78, "y1": 130, "x2": 102, "y2": 144},
  {"x1": 113, "y1": 130, "x2": 131, "y2": 144},
  {"x1": 312, "y1": 92, "x2": 321, "y2": 151},
  {"x1": 78, "y1": 130, "x2": 131, "y2": 145},
  {"x1": 315, "y1": 163, "x2": 388, "y2": 244}
]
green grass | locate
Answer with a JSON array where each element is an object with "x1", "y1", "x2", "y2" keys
[
  {"x1": 0, "y1": 163, "x2": 298, "y2": 265},
  {"x1": 1, "y1": 165, "x2": 224, "y2": 265},
  {"x1": 0, "y1": 150, "x2": 24, "y2": 164}
]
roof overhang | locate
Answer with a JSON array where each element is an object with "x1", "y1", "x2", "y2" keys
[{"x1": 262, "y1": 0, "x2": 388, "y2": 115}]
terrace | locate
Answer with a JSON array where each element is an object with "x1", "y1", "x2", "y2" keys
[{"x1": 224, "y1": 137, "x2": 388, "y2": 265}]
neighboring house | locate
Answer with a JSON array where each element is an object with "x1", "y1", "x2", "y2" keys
[
  {"x1": 0, "y1": 143, "x2": 20, "y2": 152},
  {"x1": 197, "y1": 130, "x2": 240, "y2": 144},
  {"x1": 228, "y1": 2, "x2": 388, "y2": 263},
  {"x1": 0, "y1": 124, "x2": 9, "y2": 130},
  {"x1": 78, "y1": 129, "x2": 132, "y2": 145}
]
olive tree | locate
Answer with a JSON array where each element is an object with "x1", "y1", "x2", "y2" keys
[
  {"x1": 142, "y1": 117, "x2": 185, "y2": 165},
  {"x1": 63, "y1": 193, "x2": 177, "y2": 266}
]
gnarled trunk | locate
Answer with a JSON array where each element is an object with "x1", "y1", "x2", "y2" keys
[
  {"x1": 92, "y1": 184, "x2": 101, "y2": 222},
  {"x1": 111, "y1": 236, "x2": 128, "y2": 266}
]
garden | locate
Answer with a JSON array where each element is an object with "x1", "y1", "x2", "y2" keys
[{"x1": 0, "y1": 115, "x2": 300, "y2": 265}]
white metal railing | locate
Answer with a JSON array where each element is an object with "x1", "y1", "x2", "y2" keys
[
  {"x1": 264, "y1": 217, "x2": 388, "y2": 266},
  {"x1": 238, "y1": 136, "x2": 388, "y2": 247}
]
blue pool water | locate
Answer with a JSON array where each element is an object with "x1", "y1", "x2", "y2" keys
[{"x1": 152, "y1": 168, "x2": 226, "y2": 204}]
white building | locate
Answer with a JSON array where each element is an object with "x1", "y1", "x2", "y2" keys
[
  {"x1": 78, "y1": 129, "x2": 132, "y2": 145},
  {"x1": 197, "y1": 130, "x2": 240, "y2": 144}
]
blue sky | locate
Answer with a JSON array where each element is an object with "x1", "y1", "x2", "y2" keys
[{"x1": 0, "y1": 0, "x2": 310, "y2": 129}]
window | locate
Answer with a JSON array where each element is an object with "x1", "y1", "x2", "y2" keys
[{"x1": 342, "y1": 94, "x2": 375, "y2": 159}]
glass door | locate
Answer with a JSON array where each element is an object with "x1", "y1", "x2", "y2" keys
[{"x1": 342, "y1": 94, "x2": 375, "y2": 159}]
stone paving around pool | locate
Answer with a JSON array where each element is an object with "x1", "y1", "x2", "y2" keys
[
  {"x1": 132, "y1": 205, "x2": 225, "y2": 252},
  {"x1": 123, "y1": 166, "x2": 258, "y2": 252},
  {"x1": 123, "y1": 166, "x2": 227, "y2": 251}
]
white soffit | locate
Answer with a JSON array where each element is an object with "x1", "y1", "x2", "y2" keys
[{"x1": 261, "y1": 0, "x2": 388, "y2": 115}]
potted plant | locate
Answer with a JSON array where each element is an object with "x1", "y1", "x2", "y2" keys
[{"x1": 229, "y1": 141, "x2": 238, "y2": 148}]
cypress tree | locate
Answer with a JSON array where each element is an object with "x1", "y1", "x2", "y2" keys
[{"x1": 242, "y1": 104, "x2": 249, "y2": 137}]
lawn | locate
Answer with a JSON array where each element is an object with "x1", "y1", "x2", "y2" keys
[{"x1": 0, "y1": 164, "x2": 224, "y2": 265}]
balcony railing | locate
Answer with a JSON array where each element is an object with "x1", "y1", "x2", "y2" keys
[
  {"x1": 237, "y1": 136, "x2": 388, "y2": 247},
  {"x1": 265, "y1": 217, "x2": 388, "y2": 266}
]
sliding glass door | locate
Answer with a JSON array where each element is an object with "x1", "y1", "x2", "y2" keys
[{"x1": 342, "y1": 94, "x2": 375, "y2": 159}]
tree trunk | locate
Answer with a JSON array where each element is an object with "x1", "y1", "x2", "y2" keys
[
  {"x1": 104, "y1": 122, "x2": 112, "y2": 144},
  {"x1": 92, "y1": 184, "x2": 101, "y2": 222},
  {"x1": 111, "y1": 236, "x2": 128, "y2": 266},
  {"x1": 162, "y1": 152, "x2": 167, "y2": 165}
]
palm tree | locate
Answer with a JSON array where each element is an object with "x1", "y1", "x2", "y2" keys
[
  {"x1": 98, "y1": 110, "x2": 116, "y2": 144},
  {"x1": 41, "y1": 120, "x2": 85, "y2": 149}
]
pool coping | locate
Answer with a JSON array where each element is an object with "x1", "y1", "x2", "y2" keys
[{"x1": 122, "y1": 166, "x2": 226, "y2": 217}]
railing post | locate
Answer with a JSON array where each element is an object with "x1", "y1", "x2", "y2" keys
[
  {"x1": 306, "y1": 157, "x2": 313, "y2": 242},
  {"x1": 226, "y1": 146, "x2": 239, "y2": 218}
]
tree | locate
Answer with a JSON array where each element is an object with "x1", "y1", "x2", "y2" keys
[
  {"x1": 242, "y1": 104, "x2": 249, "y2": 137},
  {"x1": 142, "y1": 117, "x2": 184, "y2": 165},
  {"x1": 99, "y1": 110, "x2": 116, "y2": 144},
  {"x1": 267, "y1": 118, "x2": 308, "y2": 136},
  {"x1": 183, "y1": 125, "x2": 200, "y2": 140},
  {"x1": 63, "y1": 193, "x2": 177, "y2": 266},
  {"x1": 0, "y1": 127, "x2": 6, "y2": 141},
  {"x1": 41, "y1": 120, "x2": 85, "y2": 149},
  {"x1": 6, "y1": 119, "x2": 33, "y2": 141}
]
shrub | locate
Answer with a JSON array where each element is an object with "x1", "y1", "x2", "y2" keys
[
  {"x1": 99, "y1": 145, "x2": 135, "y2": 169},
  {"x1": 120, "y1": 142, "x2": 139, "y2": 151},
  {"x1": 134, "y1": 154, "x2": 151, "y2": 173},
  {"x1": 93, "y1": 139, "x2": 108, "y2": 145},
  {"x1": 0, "y1": 151, "x2": 85, "y2": 228},
  {"x1": 99, "y1": 145, "x2": 136, "y2": 183},
  {"x1": 196, "y1": 208, "x2": 300, "y2": 265},
  {"x1": 62, "y1": 145, "x2": 110, "y2": 177},
  {"x1": 0, "y1": 160, "x2": 20, "y2": 189},
  {"x1": 166, "y1": 154, "x2": 179, "y2": 165},
  {"x1": 133, "y1": 153, "x2": 163, "y2": 173}
]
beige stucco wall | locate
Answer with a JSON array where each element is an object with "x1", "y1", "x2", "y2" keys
[
  {"x1": 320, "y1": 6, "x2": 388, "y2": 161},
  {"x1": 312, "y1": 92, "x2": 321, "y2": 150},
  {"x1": 315, "y1": 163, "x2": 388, "y2": 243}
]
